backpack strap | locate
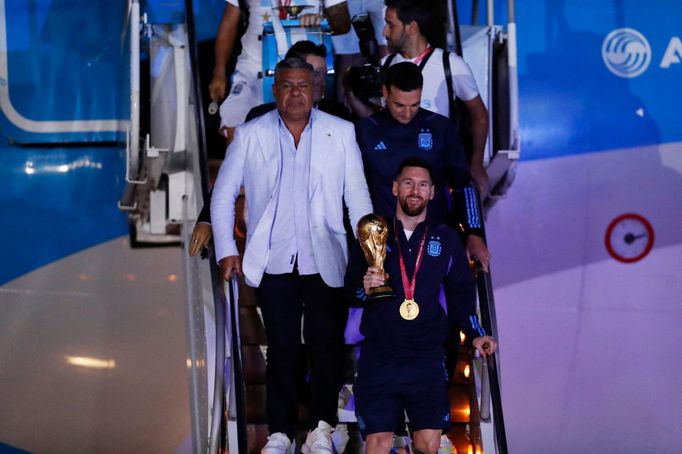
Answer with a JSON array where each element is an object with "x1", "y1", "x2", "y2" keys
[
  {"x1": 442, "y1": 50, "x2": 456, "y2": 121},
  {"x1": 382, "y1": 52, "x2": 397, "y2": 70}
]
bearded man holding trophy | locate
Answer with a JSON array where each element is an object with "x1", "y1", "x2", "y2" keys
[{"x1": 345, "y1": 157, "x2": 497, "y2": 454}]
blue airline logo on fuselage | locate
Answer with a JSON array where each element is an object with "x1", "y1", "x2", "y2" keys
[
  {"x1": 602, "y1": 28, "x2": 682, "y2": 78},
  {"x1": 602, "y1": 28, "x2": 652, "y2": 78}
]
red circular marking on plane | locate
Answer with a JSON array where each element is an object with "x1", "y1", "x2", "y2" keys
[{"x1": 604, "y1": 213, "x2": 655, "y2": 263}]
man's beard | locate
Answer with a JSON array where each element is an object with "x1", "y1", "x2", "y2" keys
[
  {"x1": 400, "y1": 196, "x2": 427, "y2": 217},
  {"x1": 387, "y1": 31, "x2": 407, "y2": 54}
]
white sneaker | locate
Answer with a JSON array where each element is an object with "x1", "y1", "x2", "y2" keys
[
  {"x1": 261, "y1": 432, "x2": 291, "y2": 454},
  {"x1": 301, "y1": 420, "x2": 334, "y2": 454}
]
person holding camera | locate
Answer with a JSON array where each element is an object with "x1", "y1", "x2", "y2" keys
[
  {"x1": 331, "y1": 0, "x2": 389, "y2": 105},
  {"x1": 382, "y1": 0, "x2": 490, "y2": 198}
]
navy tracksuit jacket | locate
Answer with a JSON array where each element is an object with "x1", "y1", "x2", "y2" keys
[{"x1": 344, "y1": 218, "x2": 485, "y2": 358}]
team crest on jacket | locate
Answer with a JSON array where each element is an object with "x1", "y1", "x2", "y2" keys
[
  {"x1": 418, "y1": 129, "x2": 433, "y2": 150},
  {"x1": 427, "y1": 239, "x2": 442, "y2": 257}
]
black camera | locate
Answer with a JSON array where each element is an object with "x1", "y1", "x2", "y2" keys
[
  {"x1": 345, "y1": 14, "x2": 384, "y2": 103},
  {"x1": 346, "y1": 64, "x2": 383, "y2": 103}
]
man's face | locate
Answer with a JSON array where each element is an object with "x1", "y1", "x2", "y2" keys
[
  {"x1": 304, "y1": 55, "x2": 327, "y2": 103},
  {"x1": 383, "y1": 7, "x2": 408, "y2": 53},
  {"x1": 273, "y1": 68, "x2": 314, "y2": 121},
  {"x1": 392, "y1": 166, "x2": 434, "y2": 217},
  {"x1": 383, "y1": 85, "x2": 421, "y2": 124}
]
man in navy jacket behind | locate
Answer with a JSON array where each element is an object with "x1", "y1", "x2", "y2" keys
[
  {"x1": 345, "y1": 157, "x2": 497, "y2": 454},
  {"x1": 355, "y1": 62, "x2": 490, "y2": 273}
]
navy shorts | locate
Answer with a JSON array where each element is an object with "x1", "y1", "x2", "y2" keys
[{"x1": 354, "y1": 350, "x2": 450, "y2": 437}]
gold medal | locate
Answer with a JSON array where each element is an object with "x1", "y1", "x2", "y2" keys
[
  {"x1": 394, "y1": 223, "x2": 428, "y2": 322},
  {"x1": 399, "y1": 298, "x2": 419, "y2": 320}
]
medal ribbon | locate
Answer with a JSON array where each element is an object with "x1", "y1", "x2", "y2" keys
[{"x1": 394, "y1": 222, "x2": 429, "y2": 302}]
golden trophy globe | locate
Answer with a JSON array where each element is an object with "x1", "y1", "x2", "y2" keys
[{"x1": 357, "y1": 214, "x2": 395, "y2": 301}]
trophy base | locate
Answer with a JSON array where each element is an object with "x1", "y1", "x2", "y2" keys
[{"x1": 367, "y1": 285, "x2": 396, "y2": 301}]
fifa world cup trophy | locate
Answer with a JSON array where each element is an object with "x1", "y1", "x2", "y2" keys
[{"x1": 357, "y1": 214, "x2": 395, "y2": 301}]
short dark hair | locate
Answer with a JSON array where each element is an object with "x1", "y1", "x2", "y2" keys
[
  {"x1": 383, "y1": 61, "x2": 423, "y2": 92},
  {"x1": 395, "y1": 156, "x2": 433, "y2": 181},
  {"x1": 384, "y1": 0, "x2": 444, "y2": 48},
  {"x1": 274, "y1": 57, "x2": 313, "y2": 81},
  {"x1": 285, "y1": 40, "x2": 327, "y2": 60}
]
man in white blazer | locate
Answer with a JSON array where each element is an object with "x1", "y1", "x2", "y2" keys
[{"x1": 211, "y1": 57, "x2": 372, "y2": 453}]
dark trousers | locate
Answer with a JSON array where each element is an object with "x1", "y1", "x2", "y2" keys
[{"x1": 256, "y1": 271, "x2": 347, "y2": 438}]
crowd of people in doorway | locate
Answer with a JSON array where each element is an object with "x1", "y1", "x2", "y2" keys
[{"x1": 190, "y1": 1, "x2": 498, "y2": 453}]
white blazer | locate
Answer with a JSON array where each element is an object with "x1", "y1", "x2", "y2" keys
[{"x1": 211, "y1": 108, "x2": 373, "y2": 288}]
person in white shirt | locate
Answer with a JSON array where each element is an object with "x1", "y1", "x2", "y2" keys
[
  {"x1": 209, "y1": 0, "x2": 351, "y2": 142},
  {"x1": 211, "y1": 57, "x2": 372, "y2": 453},
  {"x1": 381, "y1": 0, "x2": 490, "y2": 197},
  {"x1": 331, "y1": 0, "x2": 389, "y2": 102},
  {"x1": 380, "y1": 0, "x2": 491, "y2": 276}
]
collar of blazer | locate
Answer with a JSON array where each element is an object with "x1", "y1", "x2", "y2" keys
[{"x1": 254, "y1": 108, "x2": 335, "y2": 199}]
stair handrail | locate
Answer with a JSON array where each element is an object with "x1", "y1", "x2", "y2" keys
[
  {"x1": 476, "y1": 269, "x2": 508, "y2": 453},
  {"x1": 473, "y1": 187, "x2": 508, "y2": 453},
  {"x1": 208, "y1": 269, "x2": 227, "y2": 454},
  {"x1": 183, "y1": 1, "x2": 247, "y2": 452},
  {"x1": 126, "y1": 0, "x2": 144, "y2": 185}
]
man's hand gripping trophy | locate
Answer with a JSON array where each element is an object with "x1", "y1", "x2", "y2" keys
[{"x1": 358, "y1": 214, "x2": 396, "y2": 301}]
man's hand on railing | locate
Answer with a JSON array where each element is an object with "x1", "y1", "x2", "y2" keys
[
  {"x1": 219, "y1": 255, "x2": 242, "y2": 281},
  {"x1": 467, "y1": 235, "x2": 490, "y2": 273},
  {"x1": 470, "y1": 161, "x2": 489, "y2": 198},
  {"x1": 473, "y1": 335, "x2": 498, "y2": 359},
  {"x1": 189, "y1": 223, "x2": 212, "y2": 257}
]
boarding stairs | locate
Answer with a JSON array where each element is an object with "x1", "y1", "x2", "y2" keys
[{"x1": 118, "y1": 0, "x2": 514, "y2": 452}]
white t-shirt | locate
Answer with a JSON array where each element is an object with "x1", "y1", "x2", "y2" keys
[
  {"x1": 226, "y1": 0, "x2": 344, "y2": 77},
  {"x1": 384, "y1": 48, "x2": 479, "y2": 117}
]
